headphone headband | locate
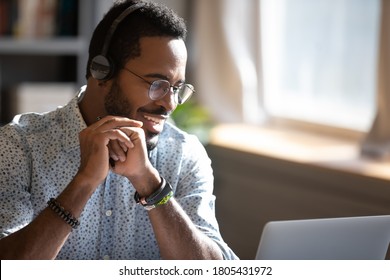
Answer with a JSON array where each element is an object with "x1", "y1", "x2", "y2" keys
[
  {"x1": 90, "y1": 2, "x2": 146, "y2": 80},
  {"x1": 101, "y1": 2, "x2": 145, "y2": 56}
]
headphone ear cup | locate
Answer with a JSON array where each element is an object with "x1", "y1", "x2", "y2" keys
[{"x1": 90, "y1": 55, "x2": 114, "y2": 80}]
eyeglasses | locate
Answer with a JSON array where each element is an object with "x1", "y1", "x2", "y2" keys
[{"x1": 122, "y1": 67, "x2": 195, "y2": 105}]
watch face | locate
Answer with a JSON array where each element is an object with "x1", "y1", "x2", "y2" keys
[
  {"x1": 144, "y1": 205, "x2": 156, "y2": 211},
  {"x1": 134, "y1": 178, "x2": 173, "y2": 211}
]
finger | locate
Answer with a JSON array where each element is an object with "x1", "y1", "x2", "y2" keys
[
  {"x1": 119, "y1": 141, "x2": 129, "y2": 153},
  {"x1": 91, "y1": 116, "x2": 143, "y2": 130},
  {"x1": 118, "y1": 126, "x2": 145, "y2": 142},
  {"x1": 100, "y1": 127, "x2": 135, "y2": 150},
  {"x1": 108, "y1": 139, "x2": 128, "y2": 162}
]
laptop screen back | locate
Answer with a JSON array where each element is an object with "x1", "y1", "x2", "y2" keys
[{"x1": 256, "y1": 215, "x2": 390, "y2": 260}]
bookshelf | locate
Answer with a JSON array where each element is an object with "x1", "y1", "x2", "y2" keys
[
  {"x1": 0, "y1": 0, "x2": 110, "y2": 123},
  {"x1": 0, "y1": 37, "x2": 86, "y2": 55}
]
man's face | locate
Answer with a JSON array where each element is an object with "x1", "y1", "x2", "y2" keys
[{"x1": 104, "y1": 37, "x2": 188, "y2": 150}]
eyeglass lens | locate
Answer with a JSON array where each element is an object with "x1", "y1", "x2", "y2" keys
[{"x1": 149, "y1": 80, "x2": 194, "y2": 105}]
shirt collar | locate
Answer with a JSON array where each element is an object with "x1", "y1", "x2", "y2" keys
[{"x1": 61, "y1": 86, "x2": 88, "y2": 151}]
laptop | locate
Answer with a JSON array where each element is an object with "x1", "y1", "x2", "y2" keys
[{"x1": 255, "y1": 215, "x2": 390, "y2": 260}]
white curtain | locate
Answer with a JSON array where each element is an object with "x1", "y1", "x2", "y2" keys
[
  {"x1": 192, "y1": 0, "x2": 265, "y2": 124},
  {"x1": 193, "y1": 0, "x2": 390, "y2": 158},
  {"x1": 361, "y1": 0, "x2": 390, "y2": 159}
]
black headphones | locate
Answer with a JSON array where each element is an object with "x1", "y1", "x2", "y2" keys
[{"x1": 90, "y1": 2, "x2": 145, "y2": 81}]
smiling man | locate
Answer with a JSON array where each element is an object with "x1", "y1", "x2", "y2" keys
[{"x1": 0, "y1": 0, "x2": 238, "y2": 260}]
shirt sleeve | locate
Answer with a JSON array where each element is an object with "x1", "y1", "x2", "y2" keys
[
  {"x1": 173, "y1": 134, "x2": 239, "y2": 260},
  {"x1": 0, "y1": 123, "x2": 34, "y2": 239}
]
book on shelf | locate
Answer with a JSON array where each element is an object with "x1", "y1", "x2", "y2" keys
[{"x1": 0, "y1": 0, "x2": 78, "y2": 38}]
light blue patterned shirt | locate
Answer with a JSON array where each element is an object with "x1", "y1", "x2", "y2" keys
[{"x1": 0, "y1": 87, "x2": 238, "y2": 260}]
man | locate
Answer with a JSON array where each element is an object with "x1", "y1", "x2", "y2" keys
[{"x1": 0, "y1": 0, "x2": 238, "y2": 259}]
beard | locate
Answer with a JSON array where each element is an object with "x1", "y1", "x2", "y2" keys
[{"x1": 104, "y1": 80, "x2": 159, "y2": 151}]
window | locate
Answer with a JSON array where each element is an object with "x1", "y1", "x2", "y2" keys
[{"x1": 261, "y1": 0, "x2": 381, "y2": 131}]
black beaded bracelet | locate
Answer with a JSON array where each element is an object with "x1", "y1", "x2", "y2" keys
[{"x1": 47, "y1": 198, "x2": 80, "y2": 229}]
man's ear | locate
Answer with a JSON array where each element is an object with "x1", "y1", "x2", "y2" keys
[
  {"x1": 85, "y1": 76, "x2": 113, "y2": 99},
  {"x1": 97, "y1": 78, "x2": 113, "y2": 92}
]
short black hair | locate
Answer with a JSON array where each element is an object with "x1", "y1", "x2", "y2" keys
[{"x1": 86, "y1": 0, "x2": 187, "y2": 79}]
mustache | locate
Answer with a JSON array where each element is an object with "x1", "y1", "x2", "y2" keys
[{"x1": 139, "y1": 107, "x2": 171, "y2": 117}]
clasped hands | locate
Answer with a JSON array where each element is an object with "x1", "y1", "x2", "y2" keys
[{"x1": 78, "y1": 116, "x2": 153, "y2": 187}]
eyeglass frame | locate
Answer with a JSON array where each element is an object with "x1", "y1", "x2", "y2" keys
[{"x1": 122, "y1": 67, "x2": 195, "y2": 105}]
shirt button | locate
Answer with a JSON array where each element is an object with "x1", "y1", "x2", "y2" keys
[
  {"x1": 103, "y1": 255, "x2": 110, "y2": 260},
  {"x1": 105, "y1": 210, "x2": 112, "y2": 216}
]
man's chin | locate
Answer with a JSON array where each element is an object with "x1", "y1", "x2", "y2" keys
[{"x1": 146, "y1": 133, "x2": 159, "y2": 151}]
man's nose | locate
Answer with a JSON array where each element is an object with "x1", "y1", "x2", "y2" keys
[{"x1": 155, "y1": 88, "x2": 177, "y2": 111}]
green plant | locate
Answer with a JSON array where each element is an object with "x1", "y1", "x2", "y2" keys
[{"x1": 170, "y1": 100, "x2": 213, "y2": 144}]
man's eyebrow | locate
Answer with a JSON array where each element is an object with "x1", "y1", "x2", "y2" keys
[
  {"x1": 144, "y1": 73, "x2": 168, "y2": 80},
  {"x1": 144, "y1": 73, "x2": 185, "y2": 84}
]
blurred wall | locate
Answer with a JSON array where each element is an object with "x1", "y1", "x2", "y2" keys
[{"x1": 206, "y1": 144, "x2": 390, "y2": 259}]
